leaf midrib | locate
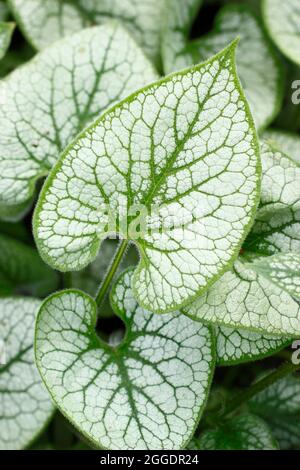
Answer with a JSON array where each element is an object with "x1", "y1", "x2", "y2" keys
[{"x1": 140, "y1": 55, "x2": 226, "y2": 208}]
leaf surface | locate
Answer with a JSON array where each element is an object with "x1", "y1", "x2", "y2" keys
[
  {"x1": 0, "y1": 298, "x2": 54, "y2": 449},
  {"x1": 8, "y1": 0, "x2": 165, "y2": 64},
  {"x1": 216, "y1": 326, "x2": 290, "y2": 366},
  {"x1": 251, "y1": 253, "x2": 300, "y2": 300},
  {"x1": 249, "y1": 375, "x2": 300, "y2": 450},
  {"x1": 0, "y1": 233, "x2": 58, "y2": 296},
  {"x1": 162, "y1": 0, "x2": 202, "y2": 73},
  {"x1": 184, "y1": 258, "x2": 300, "y2": 336},
  {"x1": 163, "y1": 4, "x2": 283, "y2": 130},
  {"x1": 35, "y1": 269, "x2": 215, "y2": 450},
  {"x1": 34, "y1": 42, "x2": 260, "y2": 313},
  {"x1": 0, "y1": 24, "x2": 157, "y2": 220},
  {"x1": 183, "y1": 141, "x2": 300, "y2": 336},
  {"x1": 263, "y1": 0, "x2": 300, "y2": 66},
  {"x1": 244, "y1": 142, "x2": 300, "y2": 256},
  {"x1": 192, "y1": 414, "x2": 278, "y2": 450},
  {"x1": 263, "y1": 129, "x2": 300, "y2": 165}
]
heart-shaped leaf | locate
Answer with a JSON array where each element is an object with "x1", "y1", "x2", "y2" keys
[
  {"x1": 162, "y1": 0, "x2": 202, "y2": 74},
  {"x1": 0, "y1": 22, "x2": 14, "y2": 60},
  {"x1": 0, "y1": 298, "x2": 54, "y2": 449},
  {"x1": 8, "y1": 0, "x2": 165, "y2": 65},
  {"x1": 0, "y1": 233, "x2": 58, "y2": 296},
  {"x1": 191, "y1": 414, "x2": 278, "y2": 450},
  {"x1": 183, "y1": 142, "x2": 300, "y2": 336},
  {"x1": 264, "y1": 129, "x2": 300, "y2": 165},
  {"x1": 263, "y1": 0, "x2": 300, "y2": 66},
  {"x1": 33, "y1": 42, "x2": 260, "y2": 313},
  {"x1": 249, "y1": 375, "x2": 300, "y2": 450},
  {"x1": 215, "y1": 326, "x2": 290, "y2": 366},
  {"x1": 163, "y1": 3, "x2": 283, "y2": 130},
  {"x1": 184, "y1": 258, "x2": 300, "y2": 336},
  {"x1": 0, "y1": 23, "x2": 157, "y2": 220},
  {"x1": 35, "y1": 268, "x2": 215, "y2": 450}
]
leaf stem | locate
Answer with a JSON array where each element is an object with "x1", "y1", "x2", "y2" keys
[
  {"x1": 206, "y1": 363, "x2": 300, "y2": 423},
  {"x1": 95, "y1": 238, "x2": 128, "y2": 308},
  {"x1": 220, "y1": 362, "x2": 300, "y2": 418}
]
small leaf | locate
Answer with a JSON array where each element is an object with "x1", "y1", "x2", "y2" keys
[
  {"x1": 192, "y1": 414, "x2": 278, "y2": 450},
  {"x1": 162, "y1": 0, "x2": 203, "y2": 73},
  {"x1": 0, "y1": 233, "x2": 59, "y2": 296},
  {"x1": 0, "y1": 298, "x2": 54, "y2": 449},
  {"x1": 8, "y1": 0, "x2": 165, "y2": 65},
  {"x1": 249, "y1": 375, "x2": 300, "y2": 450},
  {"x1": 263, "y1": 0, "x2": 300, "y2": 66},
  {"x1": 0, "y1": 23, "x2": 157, "y2": 220},
  {"x1": 216, "y1": 326, "x2": 290, "y2": 366},
  {"x1": 163, "y1": 4, "x2": 283, "y2": 130},
  {"x1": 250, "y1": 253, "x2": 300, "y2": 300},
  {"x1": 244, "y1": 141, "x2": 300, "y2": 256},
  {"x1": 0, "y1": 22, "x2": 14, "y2": 60},
  {"x1": 34, "y1": 42, "x2": 260, "y2": 313},
  {"x1": 184, "y1": 258, "x2": 300, "y2": 337},
  {"x1": 183, "y1": 141, "x2": 300, "y2": 336},
  {"x1": 263, "y1": 129, "x2": 300, "y2": 166},
  {"x1": 35, "y1": 269, "x2": 215, "y2": 450}
]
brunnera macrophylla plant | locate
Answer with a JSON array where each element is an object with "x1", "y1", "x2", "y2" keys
[
  {"x1": 33, "y1": 41, "x2": 261, "y2": 313},
  {"x1": 0, "y1": 0, "x2": 300, "y2": 452},
  {"x1": 35, "y1": 268, "x2": 215, "y2": 450}
]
